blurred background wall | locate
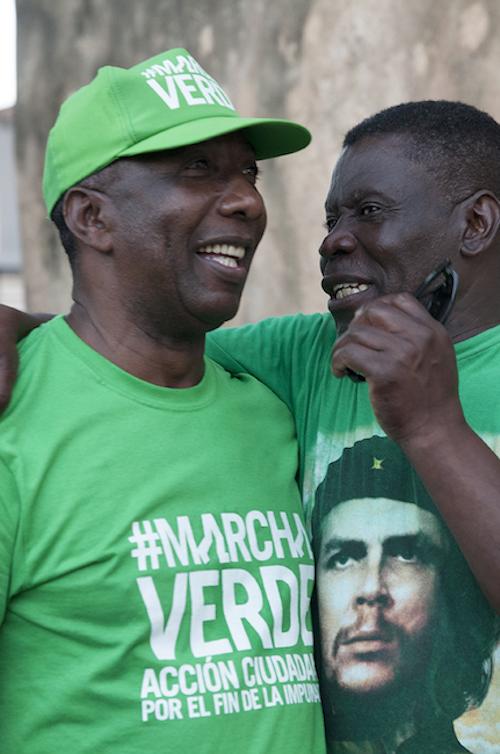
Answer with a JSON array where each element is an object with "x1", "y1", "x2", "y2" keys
[{"x1": 7, "y1": 0, "x2": 500, "y2": 323}]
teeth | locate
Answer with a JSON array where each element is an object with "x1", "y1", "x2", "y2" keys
[
  {"x1": 207, "y1": 255, "x2": 238, "y2": 268},
  {"x1": 199, "y1": 244, "x2": 246, "y2": 260},
  {"x1": 333, "y1": 283, "x2": 369, "y2": 300}
]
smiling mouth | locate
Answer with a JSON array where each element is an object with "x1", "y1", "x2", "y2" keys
[
  {"x1": 197, "y1": 243, "x2": 246, "y2": 269},
  {"x1": 332, "y1": 282, "x2": 370, "y2": 300}
]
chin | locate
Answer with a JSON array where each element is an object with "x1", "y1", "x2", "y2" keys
[
  {"x1": 201, "y1": 303, "x2": 241, "y2": 331},
  {"x1": 335, "y1": 663, "x2": 398, "y2": 695},
  {"x1": 329, "y1": 309, "x2": 353, "y2": 336}
]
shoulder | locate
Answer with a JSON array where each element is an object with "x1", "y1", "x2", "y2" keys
[
  {"x1": 234, "y1": 311, "x2": 334, "y2": 342},
  {"x1": 209, "y1": 311, "x2": 335, "y2": 356},
  {"x1": 4, "y1": 317, "x2": 72, "y2": 420},
  {"x1": 207, "y1": 356, "x2": 293, "y2": 412}
]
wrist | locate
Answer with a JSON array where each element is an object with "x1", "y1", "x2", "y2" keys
[{"x1": 398, "y1": 411, "x2": 469, "y2": 456}]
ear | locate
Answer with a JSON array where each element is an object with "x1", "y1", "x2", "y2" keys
[
  {"x1": 63, "y1": 187, "x2": 113, "y2": 253},
  {"x1": 460, "y1": 191, "x2": 500, "y2": 257}
]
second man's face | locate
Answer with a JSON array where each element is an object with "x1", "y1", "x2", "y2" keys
[
  {"x1": 319, "y1": 134, "x2": 462, "y2": 335},
  {"x1": 317, "y1": 497, "x2": 446, "y2": 699}
]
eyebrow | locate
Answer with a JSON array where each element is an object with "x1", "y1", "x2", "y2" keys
[
  {"x1": 325, "y1": 188, "x2": 396, "y2": 210},
  {"x1": 323, "y1": 537, "x2": 363, "y2": 554},
  {"x1": 384, "y1": 533, "x2": 444, "y2": 564},
  {"x1": 322, "y1": 532, "x2": 444, "y2": 561}
]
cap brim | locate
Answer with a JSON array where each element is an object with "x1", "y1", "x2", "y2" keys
[{"x1": 119, "y1": 115, "x2": 311, "y2": 161}]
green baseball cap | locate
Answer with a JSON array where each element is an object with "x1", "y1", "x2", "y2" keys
[{"x1": 42, "y1": 47, "x2": 311, "y2": 214}]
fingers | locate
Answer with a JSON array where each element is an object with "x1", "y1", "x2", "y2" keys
[
  {"x1": 332, "y1": 294, "x2": 442, "y2": 377},
  {"x1": 332, "y1": 324, "x2": 390, "y2": 378},
  {"x1": 333, "y1": 331, "x2": 425, "y2": 381},
  {"x1": 332, "y1": 293, "x2": 452, "y2": 382},
  {"x1": 331, "y1": 292, "x2": 459, "y2": 441},
  {"x1": 353, "y1": 292, "x2": 444, "y2": 333}
]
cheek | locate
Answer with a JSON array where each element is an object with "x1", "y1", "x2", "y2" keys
[
  {"x1": 388, "y1": 569, "x2": 439, "y2": 633},
  {"x1": 318, "y1": 571, "x2": 356, "y2": 632}
]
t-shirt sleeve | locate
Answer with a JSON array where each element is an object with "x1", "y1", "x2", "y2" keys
[
  {"x1": 206, "y1": 313, "x2": 333, "y2": 413},
  {"x1": 0, "y1": 458, "x2": 20, "y2": 624}
]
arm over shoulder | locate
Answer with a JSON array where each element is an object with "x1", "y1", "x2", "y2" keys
[
  {"x1": 206, "y1": 313, "x2": 333, "y2": 412},
  {"x1": 0, "y1": 306, "x2": 53, "y2": 413}
]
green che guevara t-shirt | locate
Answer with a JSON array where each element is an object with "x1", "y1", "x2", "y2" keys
[
  {"x1": 0, "y1": 316, "x2": 326, "y2": 754},
  {"x1": 207, "y1": 313, "x2": 500, "y2": 754}
]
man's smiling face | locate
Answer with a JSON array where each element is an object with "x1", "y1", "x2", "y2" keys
[
  {"x1": 103, "y1": 132, "x2": 266, "y2": 338},
  {"x1": 319, "y1": 134, "x2": 462, "y2": 335}
]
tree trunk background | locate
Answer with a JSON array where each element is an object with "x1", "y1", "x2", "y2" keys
[{"x1": 16, "y1": 0, "x2": 500, "y2": 326}]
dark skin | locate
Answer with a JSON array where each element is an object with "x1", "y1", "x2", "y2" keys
[
  {"x1": 1, "y1": 134, "x2": 500, "y2": 609},
  {"x1": 0, "y1": 136, "x2": 265, "y2": 392},
  {"x1": 50, "y1": 133, "x2": 266, "y2": 388},
  {"x1": 320, "y1": 134, "x2": 500, "y2": 611}
]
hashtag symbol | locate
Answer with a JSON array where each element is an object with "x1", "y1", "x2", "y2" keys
[{"x1": 128, "y1": 521, "x2": 163, "y2": 571}]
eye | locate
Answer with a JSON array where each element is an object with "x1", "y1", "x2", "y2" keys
[
  {"x1": 386, "y1": 540, "x2": 418, "y2": 563},
  {"x1": 323, "y1": 216, "x2": 338, "y2": 232},
  {"x1": 359, "y1": 203, "x2": 381, "y2": 217},
  {"x1": 395, "y1": 552, "x2": 418, "y2": 564},
  {"x1": 323, "y1": 542, "x2": 365, "y2": 571},
  {"x1": 242, "y1": 163, "x2": 260, "y2": 184},
  {"x1": 325, "y1": 552, "x2": 356, "y2": 570},
  {"x1": 184, "y1": 158, "x2": 210, "y2": 173}
]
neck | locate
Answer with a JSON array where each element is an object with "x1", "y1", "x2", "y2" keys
[
  {"x1": 446, "y1": 311, "x2": 500, "y2": 344},
  {"x1": 66, "y1": 301, "x2": 206, "y2": 388},
  {"x1": 327, "y1": 686, "x2": 423, "y2": 754},
  {"x1": 446, "y1": 267, "x2": 500, "y2": 343}
]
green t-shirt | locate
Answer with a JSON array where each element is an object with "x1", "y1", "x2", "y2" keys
[
  {"x1": 208, "y1": 313, "x2": 500, "y2": 754},
  {"x1": 0, "y1": 316, "x2": 327, "y2": 754}
]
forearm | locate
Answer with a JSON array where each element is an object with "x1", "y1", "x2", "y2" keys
[
  {"x1": 400, "y1": 419, "x2": 500, "y2": 612},
  {"x1": 0, "y1": 306, "x2": 53, "y2": 339}
]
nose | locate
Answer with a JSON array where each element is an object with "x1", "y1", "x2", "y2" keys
[
  {"x1": 356, "y1": 592, "x2": 390, "y2": 608},
  {"x1": 354, "y1": 562, "x2": 392, "y2": 609},
  {"x1": 319, "y1": 218, "x2": 357, "y2": 260},
  {"x1": 218, "y1": 176, "x2": 266, "y2": 223}
]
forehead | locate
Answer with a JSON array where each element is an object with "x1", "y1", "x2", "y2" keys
[
  {"x1": 326, "y1": 134, "x2": 440, "y2": 208},
  {"x1": 103, "y1": 131, "x2": 257, "y2": 201},
  {"x1": 321, "y1": 497, "x2": 445, "y2": 548},
  {"x1": 128, "y1": 131, "x2": 255, "y2": 168}
]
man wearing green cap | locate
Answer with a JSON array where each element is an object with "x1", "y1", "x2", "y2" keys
[
  {"x1": 42, "y1": 48, "x2": 309, "y2": 212},
  {"x1": 0, "y1": 49, "x2": 326, "y2": 754}
]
